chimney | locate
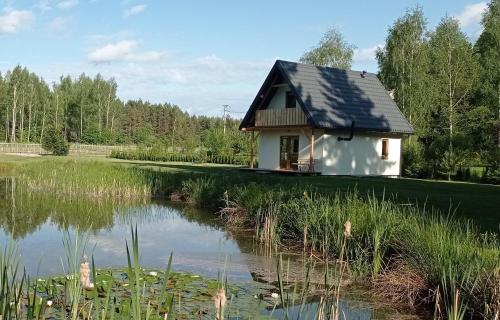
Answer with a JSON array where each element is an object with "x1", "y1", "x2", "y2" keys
[{"x1": 388, "y1": 89, "x2": 395, "y2": 100}]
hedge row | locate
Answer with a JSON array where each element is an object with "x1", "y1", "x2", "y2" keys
[{"x1": 110, "y1": 149, "x2": 250, "y2": 166}]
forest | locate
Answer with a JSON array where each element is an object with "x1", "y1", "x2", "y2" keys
[
  {"x1": 0, "y1": 1, "x2": 498, "y2": 182},
  {"x1": 0, "y1": 70, "x2": 249, "y2": 158}
]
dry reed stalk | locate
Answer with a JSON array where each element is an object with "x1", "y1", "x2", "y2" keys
[
  {"x1": 303, "y1": 226, "x2": 308, "y2": 252},
  {"x1": 213, "y1": 288, "x2": 227, "y2": 320},
  {"x1": 491, "y1": 269, "x2": 500, "y2": 320},
  {"x1": 219, "y1": 199, "x2": 246, "y2": 225},
  {"x1": 262, "y1": 215, "x2": 275, "y2": 256},
  {"x1": 329, "y1": 220, "x2": 351, "y2": 320},
  {"x1": 433, "y1": 285, "x2": 443, "y2": 320},
  {"x1": 373, "y1": 259, "x2": 428, "y2": 306}
]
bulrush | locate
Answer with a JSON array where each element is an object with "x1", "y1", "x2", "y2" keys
[
  {"x1": 343, "y1": 220, "x2": 352, "y2": 238},
  {"x1": 214, "y1": 288, "x2": 227, "y2": 320},
  {"x1": 79, "y1": 255, "x2": 94, "y2": 289}
]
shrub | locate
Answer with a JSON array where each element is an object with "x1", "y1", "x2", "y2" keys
[{"x1": 41, "y1": 127, "x2": 70, "y2": 156}]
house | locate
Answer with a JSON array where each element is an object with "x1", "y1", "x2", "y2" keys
[{"x1": 239, "y1": 60, "x2": 413, "y2": 176}]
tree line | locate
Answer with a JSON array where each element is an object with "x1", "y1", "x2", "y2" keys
[
  {"x1": 301, "y1": 1, "x2": 499, "y2": 181},
  {"x1": 0, "y1": 68, "x2": 250, "y2": 157},
  {"x1": 1, "y1": 1, "x2": 498, "y2": 181}
]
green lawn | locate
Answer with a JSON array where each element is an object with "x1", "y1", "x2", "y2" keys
[{"x1": 1, "y1": 154, "x2": 499, "y2": 232}]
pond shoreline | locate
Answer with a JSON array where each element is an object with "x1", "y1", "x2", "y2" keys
[{"x1": 3, "y1": 157, "x2": 499, "y2": 319}]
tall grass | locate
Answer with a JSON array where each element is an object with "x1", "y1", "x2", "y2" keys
[
  {"x1": 172, "y1": 173, "x2": 499, "y2": 317},
  {"x1": 61, "y1": 230, "x2": 88, "y2": 320},
  {"x1": 0, "y1": 241, "x2": 24, "y2": 319},
  {"x1": 18, "y1": 159, "x2": 161, "y2": 200},
  {"x1": 201, "y1": 182, "x2": 498, "y2": 318}
]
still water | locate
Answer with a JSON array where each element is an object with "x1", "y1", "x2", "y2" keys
[{"x1": 0, "y1": 177, "x2": 417, "y2": 319}]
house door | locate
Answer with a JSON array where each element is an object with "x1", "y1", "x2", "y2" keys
[{"x1": 280, "y1": 136, "x2": 299, "y2": 170}]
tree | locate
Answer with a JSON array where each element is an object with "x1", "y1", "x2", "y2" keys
[
  {"x1": 377, "y1": 7, "x2": 430, "y2": 129},
  {"x1": 299, "y1": 27, "x2": 355, "y2": 69},
  {"x1": 428, "y1": 17, "x2": 477, "y2": 179},
  {"x1": 377, "y1": 7, "x2": 434, "y2": 177},
  {"x1": 472, "y1": 0, "x2": 500, "y2": 170},
  {"x1": 42, "y1": 127, "x2": 69, "y2": 156}
]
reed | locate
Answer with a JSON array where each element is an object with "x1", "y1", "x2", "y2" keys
[
  {"x1": 224, "y1": 187, "x2": 499, "y2": 318},
  {"x1": 18, "y1": 159, "x2": 160, "y2": 200},
  {"x1": 0, "y1": 241, "x2": 24, "y2": 319}
]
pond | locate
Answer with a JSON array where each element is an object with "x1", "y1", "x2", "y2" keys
[{"x1": 0, "y1": 177, "x2": 419, "y2": 319}]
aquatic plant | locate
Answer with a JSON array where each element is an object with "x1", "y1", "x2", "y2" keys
[
  {"x1": 181, "y1": 177, "x2": 220, "y2": 208},
  {"x1": 0, "y1": 241, "x2": 24, "y2": 319},
  {"x1": 18, "y1": 159, "x2": 157, "y2": 200},
  {"x1": 234, "y1": 189, "x2": 499, "y2": 318}
]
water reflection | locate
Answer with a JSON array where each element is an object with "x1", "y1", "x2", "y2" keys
[{"x1": 0, "y1": 177, "x2": 415, "y2": 319}]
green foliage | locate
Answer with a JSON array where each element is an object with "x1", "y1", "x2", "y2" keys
[
  {"x1": 181, "y1": 177, "x2": 220, "y2": 209},
  {"x1": 110, "y1": 149, "x2": 248, "y2": 165},
  {"x1": 376, "y1": 6, "x2": 430, "y2": 131},
  {"x1": 19, "y1": 159, "x2": 157, "y2": 200},
  {"x1": 239, "y1": 191, "x2": 498, "y2": 318},
  {"x1": 402, "y1": 137, "x2": 427, "y2": 177},
  {"x1": 299, "y1": 27, "x2": 355, "y2": 69},
  {"x1": 41, "y1": 127, "x2": 69, "y2": 156},
  {"x1": 377, "y1": 3, "x2": 499, "y2": 183},
  {"x1": 473, "y1": 0, "x2": 500, "y2": 111}
]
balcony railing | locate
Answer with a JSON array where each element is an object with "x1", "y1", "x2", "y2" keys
[{"x1": 255, "y1": 108, "x2": 308, "y2": 127}]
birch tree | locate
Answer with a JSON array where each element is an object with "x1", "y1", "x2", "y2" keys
[
  {"x1": 428, "y1": 17, "x2": 477, "y2": 179},
  {"x1": 376, "y1": 7, "x2": 429, "y2": 130}
]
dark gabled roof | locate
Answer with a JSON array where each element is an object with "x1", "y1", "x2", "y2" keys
[{"x1": 240, "y1": 60, "x2": 414, "y2": 134}]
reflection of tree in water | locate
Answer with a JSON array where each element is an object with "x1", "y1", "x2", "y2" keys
[
  {"x1": 0, "y1": 177, "x2": 51, "y2": 239},
  {"x1": 0, "y1": 178, "x2": 145, "y2": 238}
]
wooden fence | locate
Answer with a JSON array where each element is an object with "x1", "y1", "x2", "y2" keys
[{"x1": 0, "y1": 143, "x2": 137, "y2": 156}]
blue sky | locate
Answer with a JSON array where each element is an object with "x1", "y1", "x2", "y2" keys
[{"x1": 0, "y1": 0, "x2": 489, "y2": 116}]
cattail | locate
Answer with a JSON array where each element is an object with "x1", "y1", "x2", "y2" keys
[
  {"x1": 80, "y1": 255, "x2": 94, "y2": 289},
  {"x1": 214, "y1": 288, "x2": 227, "y2": 320},
  {"x1": 343, "y1": 220, "x2": 351, "y2": 238}
]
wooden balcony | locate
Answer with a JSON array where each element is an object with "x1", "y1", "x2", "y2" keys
[{"x1": 255, "y1": 108, "x2": 308, "y2": 127}]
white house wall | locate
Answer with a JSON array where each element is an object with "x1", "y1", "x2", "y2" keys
[
  {"x1": 258, "y1": 129, "x2": 323, "y2": 170},
  {"x1": 258, "y1": 131, "x2": 401, "y2": 176},
  {"x1": 322, "y1": 134, "x2": 401, "y2": 176}
]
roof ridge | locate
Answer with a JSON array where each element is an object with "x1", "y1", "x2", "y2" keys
[{"x1": 277, "y1": 59, "x2": 377, "y2": 76}]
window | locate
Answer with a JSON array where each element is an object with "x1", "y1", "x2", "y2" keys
[
  {"x1": 381, "y1": 139, "x2": 389, "y2": 160},
  {"x1": 285, "y1": 91, "x2": 296, "y2": 108}
]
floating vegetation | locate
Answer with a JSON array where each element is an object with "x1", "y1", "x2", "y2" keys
[{"x1": 0, "y1": 227, "x2": 369, "y2": 320}]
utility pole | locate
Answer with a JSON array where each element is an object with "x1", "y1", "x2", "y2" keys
[{"x1": 222, "y1": 104, "x2": 230, "y2": 135}]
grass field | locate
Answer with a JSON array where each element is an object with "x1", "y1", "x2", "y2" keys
[{"x1": 1, "y1": 154, "x2": 499, "y2": 231}]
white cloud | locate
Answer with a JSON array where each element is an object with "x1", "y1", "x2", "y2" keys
[
  {"x1": 89, "y1": 40, "x2": 139, "y2": 63},
  {"x1": 0, "y1": 9, "x2": 34, "y2": 34},
  {"x1": 455, "y1": 2, "x2": 487, "y2": 28},
  {"x1": 353, "y1": 44, "x2": 383, "y2": 63},
  {"x1": 37, "y1": 0, "x2": 53, "y2": 12},
  {"x1": 48, "y1": 16, "x2": 72, "y2": 35},
  {"x1": 57, "y1": 0, "x2": 79, "y2": 9},
  {"x1": 123, "y1": 4, "x2": 146, "y2": 17},
  {"x1": 15, "y1": 55, "x2": 271, "y2": 116},
  {"x1": 128, "y1": 51, "x2": 167, "y2": 62},
  {"x1": 88, "y1": 40, "x2": 167, "y2": 63}
]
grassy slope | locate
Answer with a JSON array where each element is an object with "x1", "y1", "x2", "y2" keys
[
  {"x1": 118, "y1": 160, "x2": 500, "y2": 231},
  {"x1": 1, "y1": 154, "x2": 499, "y2": 231}
]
